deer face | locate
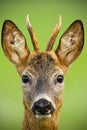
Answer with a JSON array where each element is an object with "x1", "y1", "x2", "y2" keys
[
  {"x1": 21, "y1": 51, "x2": 64, "y2": 118},
  {"x1": 1, "y1": 16, "x2": 84, "y2": 119}
]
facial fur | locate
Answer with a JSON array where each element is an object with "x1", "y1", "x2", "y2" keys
[{"x1": 21, "y1": 51, "x2": 64, "y2": 118}]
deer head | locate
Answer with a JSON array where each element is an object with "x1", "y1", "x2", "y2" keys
[{"x1": 1, "y1": 15, "x2": 84, "y2": 130}]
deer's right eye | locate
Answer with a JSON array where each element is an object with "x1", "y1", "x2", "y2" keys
[{"x1": 22, "y1": 75, "x2": 30, "y2": 84}]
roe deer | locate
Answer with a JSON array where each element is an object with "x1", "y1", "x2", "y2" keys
[{"x1": 1, "y1": 15, "x2": 84, "y2": 130}]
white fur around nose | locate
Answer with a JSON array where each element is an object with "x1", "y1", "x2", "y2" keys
[{"x1": 31, "y1": 94, "x2": 56, "y2": 109}]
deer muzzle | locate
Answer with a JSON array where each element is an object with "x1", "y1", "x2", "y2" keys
[{"x1": 31, "y1": 98, "x2": 55, "y2": 119}]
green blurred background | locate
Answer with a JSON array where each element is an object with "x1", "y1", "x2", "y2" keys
[{"x1": 0, "y1": 0, "x2": 87, "y2": 130}]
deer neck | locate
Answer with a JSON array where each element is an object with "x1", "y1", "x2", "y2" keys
[{"x1": 22, "y1": 108, "x2": 59, "y2": 130}]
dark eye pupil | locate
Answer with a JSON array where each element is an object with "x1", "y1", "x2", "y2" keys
[
  {"x1": 22, "y1": 75, "x2": 29, "y2": 83},
  {"x1": 57, "y1": 75, "x2": 64, "y2": 83}
]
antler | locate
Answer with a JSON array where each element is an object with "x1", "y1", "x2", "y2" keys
[
  {"x1": 46, "y1": 16, "x2": 62, "y2": 51},
  {"x1": 26, "y1": 15, "x2": 40, "y2": 51}
]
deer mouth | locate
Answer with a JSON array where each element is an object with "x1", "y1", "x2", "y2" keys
[
  {"x1": 35, "y1": 113, "x2": 52, "y2": 119},
  {"x1": 35, "y1": 109, "x2": 53, "y2": 119}
]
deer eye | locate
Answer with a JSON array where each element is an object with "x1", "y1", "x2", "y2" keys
[
  {"x1": 22, "y1": 75, "x2": 30, "y2": 84},
  {"x1": 57, "y1": 75, "x2": 64, "y2": 83}
]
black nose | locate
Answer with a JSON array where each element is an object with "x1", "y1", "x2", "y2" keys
[{"x1": 32, "y1": 98, "x2": 55, "y2": 115}]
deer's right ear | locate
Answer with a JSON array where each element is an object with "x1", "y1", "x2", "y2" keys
[{"x1": 1, "y1": 20, "x2": 30, "y2": 66}]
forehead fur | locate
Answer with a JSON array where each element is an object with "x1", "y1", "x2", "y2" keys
[{"x1": 27, "y1": 51, "x2": 59, "y2": 74}]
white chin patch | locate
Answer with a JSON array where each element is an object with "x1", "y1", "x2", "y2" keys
[{"x1": 35, "y1": 114, "x2": 51, "y2": 119}]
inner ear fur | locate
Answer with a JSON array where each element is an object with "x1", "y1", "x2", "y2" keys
[
  {"x1": 1, "y1": 20, "x2": 30, "y2": 66},
  {"x1": 55, "y1": 20, "x2": 84, "y2": 67}
]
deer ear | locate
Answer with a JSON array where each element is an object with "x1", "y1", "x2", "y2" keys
[
  {"x1": 55, "y1": 20, "x2": 84, "y2": 67},
  {"x1": 1, "y1": 20, "x2": 30, "y2": 66}
]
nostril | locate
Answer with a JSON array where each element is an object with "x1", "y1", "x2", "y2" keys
[{"x1": 32, "y1": 99, "x2": 55, "y2": 115}]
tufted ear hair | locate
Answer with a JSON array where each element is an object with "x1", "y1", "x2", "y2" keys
[
  {"x1": 55, "y1": 20, "x2": 84, "y2": 67},
  {"x1": 1, "y1": 20, "x2": 30, "y2": 66}
]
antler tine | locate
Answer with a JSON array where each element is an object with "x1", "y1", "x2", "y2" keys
[
  {"x1": 26, "y1": 15, "x2": 40, "y2": 51},
  {"x1": 46, "y1": 16, "x2": 62, "y2": 51}
]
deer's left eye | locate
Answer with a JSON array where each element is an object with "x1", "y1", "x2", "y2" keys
[{"x1": 57, "y1": 75, "x2": 64, "y2": 83}]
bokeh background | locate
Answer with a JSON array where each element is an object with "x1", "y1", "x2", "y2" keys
[{"x1": 0, "y1": 0, "x2": 87, "y2": 130}]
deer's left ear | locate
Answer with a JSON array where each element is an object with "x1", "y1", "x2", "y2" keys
[
  {"x1": 1, "y1": 20, "x2": 30, "y2": 66},
  {"x1": 55, "y1": 20, "x2": 84, "y2": 67}
]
